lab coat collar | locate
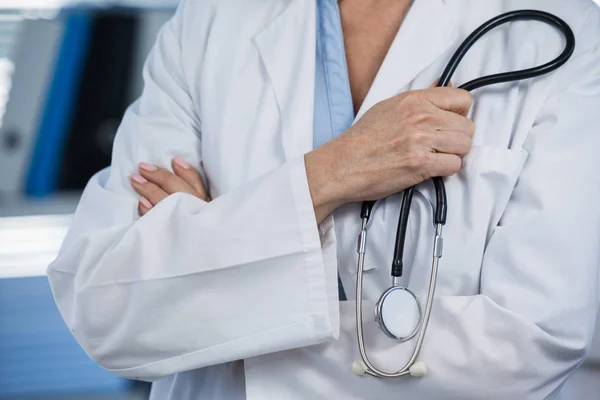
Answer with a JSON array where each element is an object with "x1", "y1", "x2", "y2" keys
[
  {"x1": 254, "y1": 0, "x2": 317, "y2": 160},
  {"x1": 254, "y1": 0, "x2": 457, "y2": 160}
]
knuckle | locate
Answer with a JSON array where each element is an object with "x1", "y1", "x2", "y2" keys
[
  {"x1": 397, "y1": 90, "x2": 422, "y2": 109},
  {"x1": 395, "y1": 91, "x2": 412, "y2": 103},
  {"x1": 463, "y1": 136, "x2": 473, "y2": 153},
  {"x1": 407, "y1": 130, "x2": 430, "y2": 149},
  {"x1": 458, "y1": 89, "x2": 473, "y2": 107},
  {"x1": 460, "y1": 142, "x2": 472, "y2": 156},
  {"x1": 428, "y1": 155, "x2": 462, "y2": 178},
  {"x1": 405, "y1": 90, "x2": 423, "y2": 102},
  {"x1": 466, "y1": 119, "x2": 476, "y2": 137},
  {"x1": 161, "y1": 173, "x2": 185, "y2": 194},
  {"x1": 146, "y1": 168, "x2": 166, "y2": 185},
  {"x1": 158, "y1": 169, "x2": 174, "y2": 183},
  {"x1": 165, "y1": 173, "x2": 179, "y2": 186},
  {"x1": 407, "y1": 110, "x2": 432, "y2": 126},
  {"x1": 147, "y1": 184, "x2": 163, "y2": 197},
  {"x1": 405, "y1": 150, "x2": 430, "y2": 171},
  {"x1": 453, "y1": 133, "x2": 472, "y2": 155},
  {"x1": 135, "y1": 181, "x2": 152, "y2": 194},
  {"x1": 445, "y1": 156, "x2": 462, "y2": 174}
]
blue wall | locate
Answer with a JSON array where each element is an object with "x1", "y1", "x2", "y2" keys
[{"x1": 0, "y1": 276, "x2": 130, "y2": 398}]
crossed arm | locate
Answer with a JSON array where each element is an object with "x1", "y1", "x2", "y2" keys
[{"x1": 130, "y1": 156, "x2": 211, "y2": 215}]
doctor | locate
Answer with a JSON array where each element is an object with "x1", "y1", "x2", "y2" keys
[{"x1": 48, "y1": 0, "x2": 600, "y2": 399}]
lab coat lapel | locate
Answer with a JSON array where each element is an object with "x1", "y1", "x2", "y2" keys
[
  {"x1": 254, "y1": 0, "x2": 317, "y2": 161},
  {"x1": 356, "y1": 0, "x2": 458, "y2": 120}
]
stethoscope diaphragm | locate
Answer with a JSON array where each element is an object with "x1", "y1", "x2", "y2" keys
[{"x1": 375, "y1": 286, "x2": 422, "y2": 342}]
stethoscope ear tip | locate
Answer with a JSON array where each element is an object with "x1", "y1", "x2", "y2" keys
[
  {"x1": 352, "y1": 360, "x2": 368, "y2": 376},
  {"x1": 409, "y1": 362, "x2": 428, "y2": 378}
]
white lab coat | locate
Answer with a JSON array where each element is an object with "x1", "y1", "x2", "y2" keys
[{"x1": 47, "y1": 0, "x2": 600, "y2": 398}]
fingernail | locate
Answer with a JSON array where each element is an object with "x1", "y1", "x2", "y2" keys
[
  {"x1": 131, "y1": 174, "x2": 148, "y2": 184},
  {"x1": 139, "y1": 197, "x2": 152, "y2": 209},
  {"x1": 173, "y1": 156, "x2": 190, "y2": 169},
  {"x1": 139, "y1": 162, "x2": 158, "y2": 172}
]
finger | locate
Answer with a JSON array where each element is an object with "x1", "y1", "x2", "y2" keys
[
  {"x1": 429, "y1": 130, "x2": 473, "y2": 157},
  {"x1": 138, "y1": 196, "x2": 153, "y2": 216},
  {"x1": 171, "y1": 157, "x2": 211, "y2": 201},
  {"x1": 138, "y1": 162, "x2": 198, "y2": 197},
  {"x1": 421, "y1": 87, "x2": 472, "y2": 116},
  {"x1": 427, "y1": 153, "x2": 463, "y2": 178},
  {"x1": 432, "y1": 109, "x2": 476, "y2": 137},
  {"x1": 130, "y1": 174, "x2": 169, "y2": 205}
]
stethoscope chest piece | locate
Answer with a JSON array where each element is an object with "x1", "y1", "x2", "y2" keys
[{"x1": 374, "y1": 286, "x2": 422, "y2": 342}]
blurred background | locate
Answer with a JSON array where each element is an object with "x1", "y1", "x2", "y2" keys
[
  {"x1": 0, "y1": 1, "x2": 174, "y2": 399},
  {"x1": 0, "y1": 0, "x2": 599, "y2": 399}
]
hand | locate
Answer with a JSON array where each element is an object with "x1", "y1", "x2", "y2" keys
[
  {"x1": 305, "y1": 87, "x2": 474, "y2": 223},
  {"x1": 130, "y1": 156, "x2": 211, "y2": 216}
]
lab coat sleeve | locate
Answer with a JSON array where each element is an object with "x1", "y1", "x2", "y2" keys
[
  {"x1": 404, "y1": 11, "x2": 600, "y2": 399},
  {"x1": 46, "y1": 0, "x2": 338, "y2": 382}
]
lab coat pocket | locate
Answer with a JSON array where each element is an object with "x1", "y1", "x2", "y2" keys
[
  {"x1": 454, "y1": 145, "x2": 529, "y2": 234},
  {"x1": 413, "y1": 146, "x2": 529, "y2": 218},
  {"x1": 407, "y1": 145, "x2": 529, "y2": 296}
]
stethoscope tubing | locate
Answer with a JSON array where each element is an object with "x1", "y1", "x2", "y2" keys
[{"x1": 355, "y1": 10, "x2": 576, "y2": 379}]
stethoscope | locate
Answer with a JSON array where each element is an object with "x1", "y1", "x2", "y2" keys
[{"x1": 352, "y1": 10, "x2": 576, "y2": 379}]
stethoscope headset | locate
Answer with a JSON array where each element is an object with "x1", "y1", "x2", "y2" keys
[{"x1": 352, "y1": 10, "x2": 576, "y2": 379}]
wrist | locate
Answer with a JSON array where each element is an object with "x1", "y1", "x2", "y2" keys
[{"x1": 304, "y1": 150, "x2": 345, "y2": 222}]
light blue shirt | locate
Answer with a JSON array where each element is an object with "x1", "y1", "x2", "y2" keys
[
  {"x1": 313, "y1": 0, "x2": 355, "y2": 148},
  {"x1": 313, "y1": 0, "x2": 354, "y2": 300}
]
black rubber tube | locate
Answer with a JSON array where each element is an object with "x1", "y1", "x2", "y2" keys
[{"x1": 381, "y1": 10, "x2": 575, "y2": 277}]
